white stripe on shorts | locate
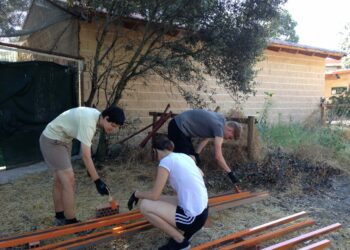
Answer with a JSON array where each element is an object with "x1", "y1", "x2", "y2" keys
[{"x1": 176, "y1": 213, "x2": 195, "y2": 225}]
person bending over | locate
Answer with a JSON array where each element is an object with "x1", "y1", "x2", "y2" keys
[
  {"x1": 127, "y1": 136, "x2": 208, "y2": 250},
  {"x1": 39, "y1": 106, "x2": 125, "y2": 226},
  {"x1": 168, "y1": 109, "x2": 242, "y2": 185}
]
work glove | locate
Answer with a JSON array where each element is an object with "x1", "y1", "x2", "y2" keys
[
  {"x1": 127, "y1": 191, "x2": 139, "y2": 210},
  {"x1": 227, "y1": 171, "x2": 240, "y2": 184},
  {"x1": 94, "y1": 178, "x2": 110, "y2": 196}
]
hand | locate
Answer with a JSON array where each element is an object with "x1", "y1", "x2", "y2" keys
[
  {"x1": 94, "y1": 179, "x2": 110, "y2": 196},
  {"x1": 227, "y1": 171, "x2": 239, "y2": 184},
  {"x1": 127, "y1": 191, "x2": 139, "y2": 210}
]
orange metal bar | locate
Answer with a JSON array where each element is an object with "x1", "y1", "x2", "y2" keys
[
  {"x1": 139, "y1": 111, "x2": 172, "y2": 148},
  {"x1": 192, "y1": 211, "x2": 308, "y2": 250},
  {"x1": 35, "y1": 221, "x2": 152, "y2": 250},
  {"x1": 0, "y1": 212, "x2": 143, "y2": 248},
  {"x1": 210, "y1": 192, "x2": 269, "y2": 212},
  {"x1": 219, "y1": 220, "x2": 315, "y2": 250},
  {"x1": 261, "y1": 223, "x2": 341, "y2": 250},
  {"x1": 209, "y1": 192, "x2": 251, "y2": 204},
  {"x1": 118, "y1": 104, "x2": 171, "y2": 144},
  {"x1": 0, "y1": 191, "x2": 267, "y2": 249},
  {"x1": 64, "y1": 223, "x2": 152, "y2": 249},
  {"x1": 297, "y1": 239, "x2": 331, "y2": 250}
]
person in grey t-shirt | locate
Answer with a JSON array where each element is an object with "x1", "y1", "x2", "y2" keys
[{"x1": 167, "y1": 109, "x2": 242, "y2": 185}]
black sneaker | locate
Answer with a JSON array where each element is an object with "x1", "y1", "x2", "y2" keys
[
  {"x1": 158, "y1": 238, "x2": 190, "y2": 250},
  {"x1": 71, "y1": 220, "x2": 95, "y2": 236},
  {"x1": 53, "y1": 217, "x2": 66, "y2": 226}
]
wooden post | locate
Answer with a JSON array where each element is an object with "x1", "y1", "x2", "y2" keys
[
  {"x1": 320, "y1": 103, "x2": 326, "y2": 125},
  {"x1": 247, "y1": 116, "x2": 255, "y2": 160}
]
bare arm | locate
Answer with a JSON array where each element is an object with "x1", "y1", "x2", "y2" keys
[
  {"x1": 196, "y1": 138, "x2": 210, "y2": 154},
  {"x1": 214, "y1": 137, "x2": 231, "y2": 173},
  {"x1": 136, "y1": 167, "x2": 169, "y2": 200},
  {"x1": 81, "y1": 143, "x2": 99, "y2": 181}
]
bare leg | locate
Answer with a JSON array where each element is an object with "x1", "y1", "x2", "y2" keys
[
  {"x1": 140, "y1": 199, "x2": 184, "y2": 243},
  {"x1": 53, "y1": 172, "x2": 64, "y2": 212},
  {"x1": 55, "y1": 169, "x2": 75, "y2": 219}
]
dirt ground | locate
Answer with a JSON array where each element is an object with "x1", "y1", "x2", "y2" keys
[{"x1": 0, "y1": 150, "x2": 349, "y2": 249}]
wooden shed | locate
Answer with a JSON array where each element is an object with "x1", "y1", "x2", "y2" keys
[{"x1": 21, "y1": 0, "x2": 345, "y2": 125}]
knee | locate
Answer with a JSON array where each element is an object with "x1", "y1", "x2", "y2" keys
[{"x1": 139, "y1": 199, "x2": 151, "y2": 215}]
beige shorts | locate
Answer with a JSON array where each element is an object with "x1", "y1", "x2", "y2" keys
[{"x1": 39, "y1": 134, "x2": 73, "y2": 171}]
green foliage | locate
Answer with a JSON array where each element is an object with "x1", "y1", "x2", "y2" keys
[
  {"x1": 259, "y1": 122, "x2": 349, "y2": 159},
  {"x1": 328, "y1": 90, "x2": 350, "y2": 119},
  {"x1": 259, "y1": 122, "x2": 307, "y2": 149},
  {"x1": 340, "y1": 23, "x2": 350, "y2": 68},
  {"x1": 271, "y1": 8, "x2": 299, "y2": 43},
  {"x1": 318, "y1": 127, "x2": 347, "y2": 153},
  {"x1": 71, "y1": 0, "x2": 286, "y2": 107},
  {"x1": 257, "y1": 91, "x2": 274, "y2": 129},
  {"x1": 0, "y1": 0, "x2": 30, "y2": 37}
]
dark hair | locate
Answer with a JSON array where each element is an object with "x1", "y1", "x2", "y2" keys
[
  {"x1": 153, "y1": 135, "x2": 174, "y2": 151},
  {"x1": 101, "y1": 106, "x2": 125, "y2": 125}
]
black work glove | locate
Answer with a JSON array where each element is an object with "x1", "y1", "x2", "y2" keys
[
  {"x1": 94, "y1": 178, "x2": 110, "y2": 196},
  {"x1": 127, "y1": 191, "x2": 139, "y2": 210},
  {"x1": 227, "y1": 171, "x2": 240, "y2": 184}
]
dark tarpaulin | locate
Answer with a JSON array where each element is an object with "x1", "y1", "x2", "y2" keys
[{"x1": 0, "y1": 61, "x2": 78, "y2": 168}]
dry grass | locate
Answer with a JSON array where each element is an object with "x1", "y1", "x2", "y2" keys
[{"x1": 0, "y1": 133, "x2": 349, "y2": 249}]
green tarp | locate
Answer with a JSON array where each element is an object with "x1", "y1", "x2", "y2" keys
[{"x1": 0, "y1": 61, "x2": 78, "y2": 169}]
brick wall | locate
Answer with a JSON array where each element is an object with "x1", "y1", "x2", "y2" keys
[{"x1": 79, "y1": 22, "x2": 326, "y2": 127}]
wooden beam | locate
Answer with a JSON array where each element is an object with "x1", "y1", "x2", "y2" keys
[{"x1": 247, "y1": 116, "x2": 255, "y2": 160}]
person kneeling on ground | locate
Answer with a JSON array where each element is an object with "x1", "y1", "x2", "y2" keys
[
  {"x1": 39, "y1": 106, "x2": 125, "y2": 226},
  {"x1": 127, "y1": 136, "x2": 208, "y2": 250}
]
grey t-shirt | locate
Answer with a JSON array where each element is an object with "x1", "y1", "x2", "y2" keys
[{"x1": 174, "y1": 109, "x2": 225, "y2": 138}]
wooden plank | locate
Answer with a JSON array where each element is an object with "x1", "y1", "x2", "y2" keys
[
  {"x1": 262, "y1": 223, "x2": 341, "y2": 250},
  {"x1": 297, "y1": 239, "x2": 331, "y2": 250},
  {"x1": 247, "y1": 116, "x2": 255, "y2": 160},
  {"x1": 219, "y1": 220, "x2": 315, "y2": 250},
  {"x1": 192, "y1": 212, "x2": 308, "y2": 250}
]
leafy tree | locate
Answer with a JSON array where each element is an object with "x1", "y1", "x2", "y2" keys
[
  {"x1": 66, "y1": 0, "x2": 286, "y2": 108},
  {"x1": 0, "y1": 0, "x2": 30, "y2": 38},
  {"x1": 340, "y1": 23, "x2": 350, "y2": 68},
  {"x1": 64, "y1": 0, "x2": 287, "y2": 160},
  {"x1": 328, "y1": 91, "x2": 350, "y2": 120},
  {"x1": 271, "y1": 9, "x2": 299, "y2": 43}
]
